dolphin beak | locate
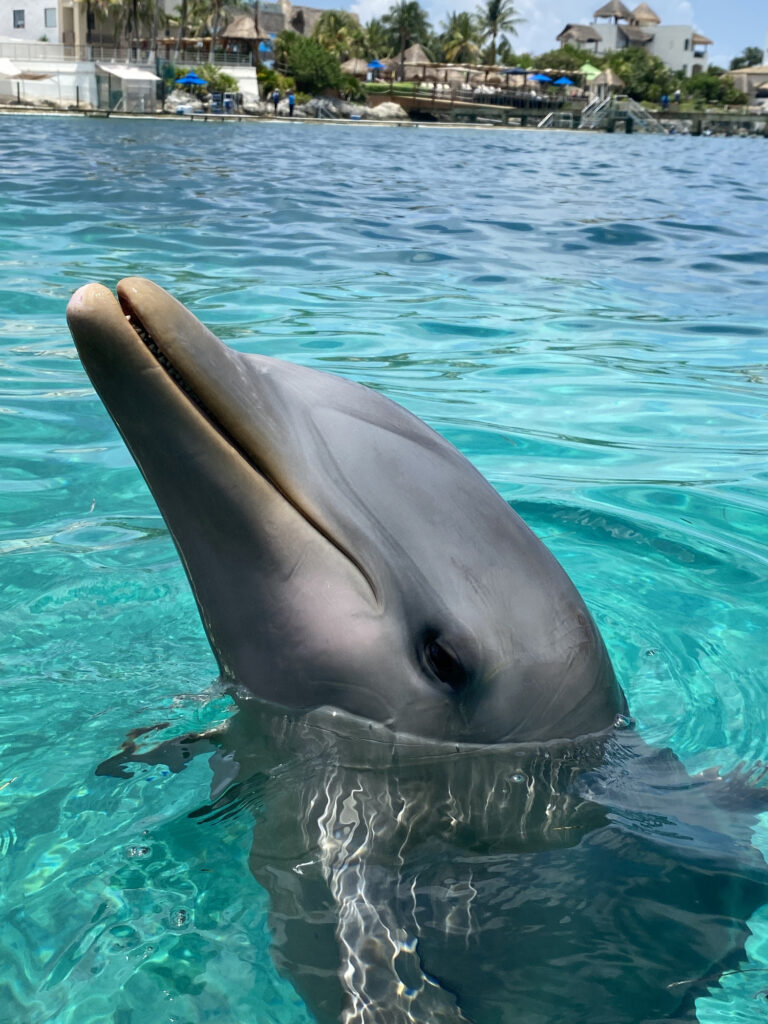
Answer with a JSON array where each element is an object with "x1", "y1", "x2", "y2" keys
[{"x1": 67, "y1": 277, "x2": 376, "y2": 600}]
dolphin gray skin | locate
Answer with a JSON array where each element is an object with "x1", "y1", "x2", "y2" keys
[{"x1": 66, "y1": 277, "x2": 626, "y2": 746}]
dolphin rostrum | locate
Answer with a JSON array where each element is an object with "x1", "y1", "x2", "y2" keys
[{"x1": 68, "y1": 280, "x2": 768, "y2": 1024}]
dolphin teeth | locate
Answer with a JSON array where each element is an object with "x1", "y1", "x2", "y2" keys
[{"x1": 124, "y1": 308, "x2": 206, "y2": 414}]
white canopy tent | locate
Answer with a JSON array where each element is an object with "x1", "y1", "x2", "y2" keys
[{"x1": 95, "y1": 63, "x2": 161, "y2": 112}]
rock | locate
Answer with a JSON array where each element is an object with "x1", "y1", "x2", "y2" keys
[
  {"x1": 365, "y1": 101, "x2": 409, "y2": 120},
  {"x1": 298, "y1": 97, "x2": 408, "y2": 121},
  {"x1": 243, "y1": 99, "x2": 269, "y2": 116},
  {"x1": 165, "y1": 88, "x2": 204, "y2": 114}
]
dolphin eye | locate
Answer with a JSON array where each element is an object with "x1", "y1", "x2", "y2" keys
[{"x1": 423, "y1": 636, "x2": 467, "y2": 693}]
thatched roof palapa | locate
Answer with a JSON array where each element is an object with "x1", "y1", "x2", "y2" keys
[
  {"x1": 557, "y1": 24, "x2": 602, "y2": 44},
  {"x1": 691, "y1": 32, "x2": 713, "y2": 46},
  {"x1": 591, "y1": 68, "x2": 625, "y2": 87},
  {"x1": 620, "y1": 24, "x2": 652, "y2": 42},
  {"x1": 630, "y1": 2, "x2": 660, "y2": 24},
  {"x1": 394, "y1": 42, "x2": 433, "y2": 65},
  {"x1": 593, "y1": 0, "x2": 632, "y2": 21},
  {"x1": 220, "y1": 14, "x2": 268, "y2": 39},
  {"x1": 340, "y1": 57, "x2": 369, "y2": 76}
]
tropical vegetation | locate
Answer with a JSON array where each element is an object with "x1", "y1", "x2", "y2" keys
[{"x1": 82, "y1": 0, "x2": 748, "y2": 108}]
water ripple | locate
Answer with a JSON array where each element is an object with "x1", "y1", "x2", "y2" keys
[{"x1": 0, "y1": 115, "x2": 767, "y2": 1023}]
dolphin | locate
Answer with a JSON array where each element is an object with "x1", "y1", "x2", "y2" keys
[
  {"x1": 67, "y1": 280, "x2": 768, "y2": 1024},
  {"x1": 66, "y1": 277, "x2": 626, "y2": 746}
]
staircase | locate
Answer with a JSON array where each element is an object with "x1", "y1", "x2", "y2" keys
[
  {"x1": 537, "y1": 111, "x2": 575, "y2": 129},
  {"x1": 580, "y1": 94, "x2": 666, "y2": 134}
]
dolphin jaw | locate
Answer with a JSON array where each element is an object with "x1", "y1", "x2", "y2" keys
[{"x1": 70, "y1": 279, "x2": 379, "y2": 608}]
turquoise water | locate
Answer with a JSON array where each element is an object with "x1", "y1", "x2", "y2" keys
[{"x1": 1, "y1": 114, "x2": 768, "y2": 1022}]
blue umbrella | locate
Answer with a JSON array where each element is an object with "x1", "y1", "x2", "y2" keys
[
  {"x1": 504, "y1": 67, "x2": 528, "y2": 75},
  {"x1": 367, "y1": 60, "x2": 386, "y2": 69},
  {"x1": 176, "y1": 72, "x2": 207, "y2": 86},
  {"x1": 258, "y1": 40, "x2": 272, "y2": 52},
  {"x1": 530, "y1": 73, "x2": 551, "y2": 82},
  {"x1": 553, "y1": 76, "x2": 574, "y2": 86}
]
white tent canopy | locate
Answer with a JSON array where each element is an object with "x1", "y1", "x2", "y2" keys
[
  {"x1": 0, "y1": 56, "x2": 53, "y2": 79},
  {"x1": 96, "y1": 64, "x2": 160, "y2": 82}
]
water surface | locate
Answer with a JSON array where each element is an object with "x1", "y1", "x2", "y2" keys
[{"x1": 1, "y1": 116, "x2": 767, "y2": 1022}]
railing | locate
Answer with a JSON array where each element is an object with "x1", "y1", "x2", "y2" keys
[
  {"x1": 538, "y1": 111, "x2": 574, "y2": 128},
  {"x1": 168, "y1": 48, "x2": 255, "y2": 67},
  {"x1": 580, "y1": 94, "x2": 666, "y2": 133},
  {"x1": 0, "y1": 41, "x2": 154, "y2": 64},
  {"x1": 0, "y1": 39, "x2": 253, "y2": 67},
  {"x1": 374, "y1": 80, "x2": 588, "y2": 114}
]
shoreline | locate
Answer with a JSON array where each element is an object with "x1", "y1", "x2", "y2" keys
[
  {"x1": 0, "y1": 105, "x2": 544, "y2": 130},
  {"x1": 1, "y1": 104, "x2": 764, "y2": 136}
]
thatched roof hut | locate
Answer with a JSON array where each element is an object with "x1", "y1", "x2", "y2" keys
[
  {"x1": 340, "y1": 57, "x2": 369, "y2": 77},
  {"x1": 556, "y1": 24, "x2": 602, "y2": 45},
  {"x1": 220, "y1": 14, "x2": 268, "y2": 40},
  {"x1": 593, "y1": 0, "x2": 631, "y2": 22},
  {"x1": 402, "y1": 43, "x2": 432, "y2": 64},
  {"x1": 591, "y1": 68, "x2": 624, "y2": 88},
  {"x1": 630, "y1": 2, "x2": 660, "y2": 24}
]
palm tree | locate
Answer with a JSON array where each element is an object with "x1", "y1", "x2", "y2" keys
[
  {"x1": 313, "y1": 9, "x2": 365, "y2": 60},
  {"x1": 441, "y1": 11, "x2": 480, "y2": 64},
  {"x1": 476, "y1": 0, "x2": 521, "y2": 66},
  {"x1": 381, "y1": 0, "x2": 431, "y2": 72},
  {"x1": 364, "y1": 18, "x2": 391, "y2": 58}
]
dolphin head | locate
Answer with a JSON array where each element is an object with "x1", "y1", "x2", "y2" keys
[{"x1": 67, "y1": 278, "x2": 626, "y2": 745}]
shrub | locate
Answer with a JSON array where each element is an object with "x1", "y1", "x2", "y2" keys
[{"x1": 275, "y1": 31, "x2": 342, "y2": 94}]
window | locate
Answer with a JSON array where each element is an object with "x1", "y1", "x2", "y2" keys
[
  {"x1": 13, "y1": 9, "x2": 25, "y2": 28},
  {"x1": 684, "y1": 38, "x2": 690, "y2": 50},
  {"x1": 44, "y1": 6, "x2": 56, "y2": 26}
]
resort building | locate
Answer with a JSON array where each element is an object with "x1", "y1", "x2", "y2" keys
[
  {"x1": 557, "y1": 1, "x2": 713, "y2": 76},
  {"x1": 726, "y1": 63, "x2": 768, "y2": 106},
  {"x1": 0, "y1": 0, "x2": 326, "y2": 108},
  {"x1": 0, "y1": 0, "x2": 61, "y2": 44}
]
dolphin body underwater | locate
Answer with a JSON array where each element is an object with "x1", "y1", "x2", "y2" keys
[{"x1": 67, "y1": 279, "x2": 768, "y2": 1024}]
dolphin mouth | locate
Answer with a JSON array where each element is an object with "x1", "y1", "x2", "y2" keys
[{"x1": 69, "y1": 279, "x2": 376, "y2": 601}]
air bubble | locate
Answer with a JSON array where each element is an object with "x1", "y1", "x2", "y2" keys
[
  {"x1": 126, "y1": 845, "x2": 151, "y2": 858},
  {"x1": 613, "y1": 714, "x2": 633, "y2": 730}
]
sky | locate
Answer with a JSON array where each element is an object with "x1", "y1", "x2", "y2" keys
[{"x1": 307, "y1": 0, "x2": 768, "y2": 69}]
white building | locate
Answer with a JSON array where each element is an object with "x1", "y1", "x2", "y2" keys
[
  {"x1": 557, "y1": 1, "x2": 713, "y2": 77},
  {"x1": 0, "y1": 0, "x2": 61, "y2": 43}
]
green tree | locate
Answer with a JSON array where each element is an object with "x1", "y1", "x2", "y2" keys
[
  {"x1": 535, "y1": 44, "x2": 603, "y2": 72},
  {"x1": 313, "y1": 9, "x2": 366, "y2": 60},
  {"x1": 685, "y1": 67, "x2": 746, "y2": 106},
  {"x1": 605, "y1": 47, "x2": 674, "y2": 102},
  {"x1": 381, "y1": 1, "x2": 431, "y2": 58},
  {"x1": 475, "y1": 0, "x2": 520, "y2": 66},
  {"x1": 364, "y1": 17, "x2": 391, "y2": 58},
  {"x1": 441, "y1": 11, "x2": 480, "y2": 63},
  {"x1": 276, "y1": 30, "x2": 342, "y2": 94},
  {"x1": 729, "y1": 46, "x2": 764, "y2": 70}
]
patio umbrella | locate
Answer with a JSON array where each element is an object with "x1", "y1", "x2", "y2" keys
[
  {"x1": 367, "y1": 60, "x2": 386, "y2": 69},
  {"x1": 553, "y1": 76, "x2": 574, "y2": 86},
  {"x1": 530, "y1": 73, "x2": 552, "y2": 82},
  {"x1": 580, "y1": 62, "x2": 601, "y2": 81},
  {"x1": 175, "y1": 72, "x2": 208, "y2": 86}
]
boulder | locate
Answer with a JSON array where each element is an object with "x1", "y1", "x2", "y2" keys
[
  {"x1": 164, "y1": 88, "x2": 204, "y2": 114},
  {"x1": 365, "y1": 101, "x2": 408, "y2": 120},
  {"x1": 298, "y1": 97, "x2": 408, "y2": 121}
]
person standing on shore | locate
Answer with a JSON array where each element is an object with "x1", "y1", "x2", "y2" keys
[
  {"x1": 288, "y1": 90, "x2": 295, "y2": 116},
  {"x1": 272, "y1": 87, "x2": 280, "y2": 114}
]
